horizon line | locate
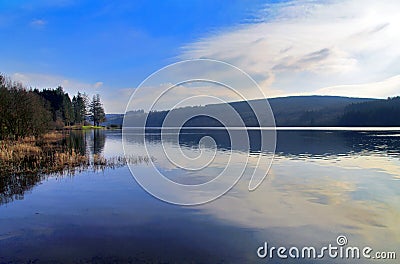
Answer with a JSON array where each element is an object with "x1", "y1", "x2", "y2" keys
[{"x1": 121, "y1": 127, "x2": 400, "y2": 131}]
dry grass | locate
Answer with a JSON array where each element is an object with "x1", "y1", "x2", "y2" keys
[
  {"x1": 40, "y1": 132, "x2": 65, "y2": 142},
  {"x1": 0, "y1": 135, "x2": 88, "y2": 175},
  {"x1": 0, "y1": 142, "x2": 41, "y2": 160},
  {"x1": 0, "y1": 132, "x2": 154, "y2": 177},
  {"x1": 54, "y1": 150, "x2": 89, "y2": 168},
  {"x1": 0, "y1": 132, "x2": 155, "y2": 205},
  {"x1": 1, "y1": 131, "x2": 77, "y2": 175},
  {"x1": 17, "y1": 132, "x2": 64, "y2": 144}
]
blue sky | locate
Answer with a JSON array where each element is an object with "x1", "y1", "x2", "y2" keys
[
  {"x1": 1, "y1": 0, "x2": 400, "y2": 113},
  {"x1": 0, "y1": 1, "x2": 264, "y2": 84}
]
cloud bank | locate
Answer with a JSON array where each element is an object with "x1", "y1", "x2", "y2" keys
[
  {"x1": 181, "y1": 0, "x2": 400, "y2": 99},
  {"x1": 11, "y1": 72, "x2": 103, "y2": 94}
]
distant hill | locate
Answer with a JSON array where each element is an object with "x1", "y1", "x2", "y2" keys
[
  {"x1": 268, "y1": 95, "x2": 377, "y2": 126},
  {"x1": 104, "y1": 95, "x2": 396, "y2": 127},
  {"x1": 101, "y1": 114, "x2": 124, "y2": 127}
]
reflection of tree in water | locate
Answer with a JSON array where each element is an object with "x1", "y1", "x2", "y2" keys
[
  {"x1": 88, "y1": 129, "x2": 106, "y2": 155},
  {"x1": 64, "y1": 130, "x2": 105, "y2": 156},
  {"x1": 0, "y1": 173, "x2": 43, "y2": 205},
  {"x1": 171, "y1": 130, "x2": 400, "y2": 158},
  {"x1": 66, "y1": 130, "x2": 87, "y2": 156}
]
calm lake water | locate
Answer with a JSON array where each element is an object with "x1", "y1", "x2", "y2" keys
[{"x1": 1, "y1": 129, "x2": 399, "y2": 263}]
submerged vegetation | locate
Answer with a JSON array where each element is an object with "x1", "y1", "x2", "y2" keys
[
  {"x1": 0, "y1": 131, "x2": 154, "y2": 177},
  {"x1": 0, "y1": 132, "x2": 87, "y2": 176},
  {"x1": 0, "y1": 130, "x2": 154, "y2": 205}
]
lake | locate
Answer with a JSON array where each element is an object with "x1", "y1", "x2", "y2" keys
[{"x1": 1, "y1": 129, "x2": 399, "y2": 263}]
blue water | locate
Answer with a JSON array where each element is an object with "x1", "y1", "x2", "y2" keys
[{"x1": 0, "y1": 130, "x2": 399, "y2": 263}]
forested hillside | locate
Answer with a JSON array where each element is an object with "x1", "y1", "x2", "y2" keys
[
  {"x1": 340, "y1": 97, "x2": 400, "y2": 126},
  {"x1": 122, "y1": 96, "x2": 393, "y2": 127}
]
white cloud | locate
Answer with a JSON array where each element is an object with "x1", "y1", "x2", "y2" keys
[
  {"x1": 94, "y1": 81, "x2": 103, "y2": 88},
  {"x1": 181, "y1": 0, "x2": 400, "y2": 98},
  {"x1": 126, "y1": 82, "x2": 245, "y2": 111},
  {"x1": 102, "y1": 87, "x2": 135, "y2": 113},
  {"x1": 10, "y1": 0, "x2": 400, "y2": 113},
  {"x1": 313, "y1": 74, "x2": 400, "y2": 98},
  {"x1": 10, "y1": 71, "x2": 131, "y2": 113},
  {"x1": 11, "y1": 72, "x2": 103, "y2": 96},
  {"x1": 123, "y1": 60, "x2": 277, "y2": 112},
  {"x1": 30, "y1": 19, "x2": 47, "y2": 28},
  {"x1": 10, "y1": 72, "x2": 234, "y2": 114}
]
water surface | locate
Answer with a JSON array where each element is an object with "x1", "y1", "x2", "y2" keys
[{"x1": 0, "y1": 129, "x2": 399, "y2": 263}]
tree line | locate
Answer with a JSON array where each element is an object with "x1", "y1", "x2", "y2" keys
[
  {"x1": 0, "y1": 73, "x2": 106, "y2": 140},
  {"x1": 124, "y1": 96, "x2": 400, "y2": 128},
  {"x1": 340, "y1": 96, "x2": 400, "y2": 126}
]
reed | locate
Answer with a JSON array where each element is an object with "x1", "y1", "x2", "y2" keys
[
  {"x1": 0, "y1": 132, "x2": 155, "y2": 205},
  {"x1": 0, "y1": 132, "x2": 153, "y2": 177}
]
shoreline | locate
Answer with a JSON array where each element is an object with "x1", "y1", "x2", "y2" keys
[{"x1": 0, "y1": 131, "x2": 146, "y2": 177}]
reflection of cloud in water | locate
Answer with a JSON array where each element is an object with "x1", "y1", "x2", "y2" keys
[
  {"x1": 304, "y1": 155, "x2": 400, "y2": 179},
  {"x1": 122, "y1": 131, "x2": 400, "y2": 250},
  {"x1": 196, "y1": 159, "x2": 400, "y2": 250}
]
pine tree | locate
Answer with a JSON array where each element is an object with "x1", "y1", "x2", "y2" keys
[
  {"x1": 89, "y1": 94, "x2": 106, "y2": 126},
  {"x1": 72, "y1": 92, "x2": 88, "y2": 125},
  {"x1": 38, "y1": 86, "x2": 73, "y2": 126}
]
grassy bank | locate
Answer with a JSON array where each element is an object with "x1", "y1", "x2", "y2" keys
[
  {"x1": 64, "y1": 125, "x2": 105, "y2": 130},
  {"x1": 82, "y1": 125, "x2": 105, "y2": 129}
]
